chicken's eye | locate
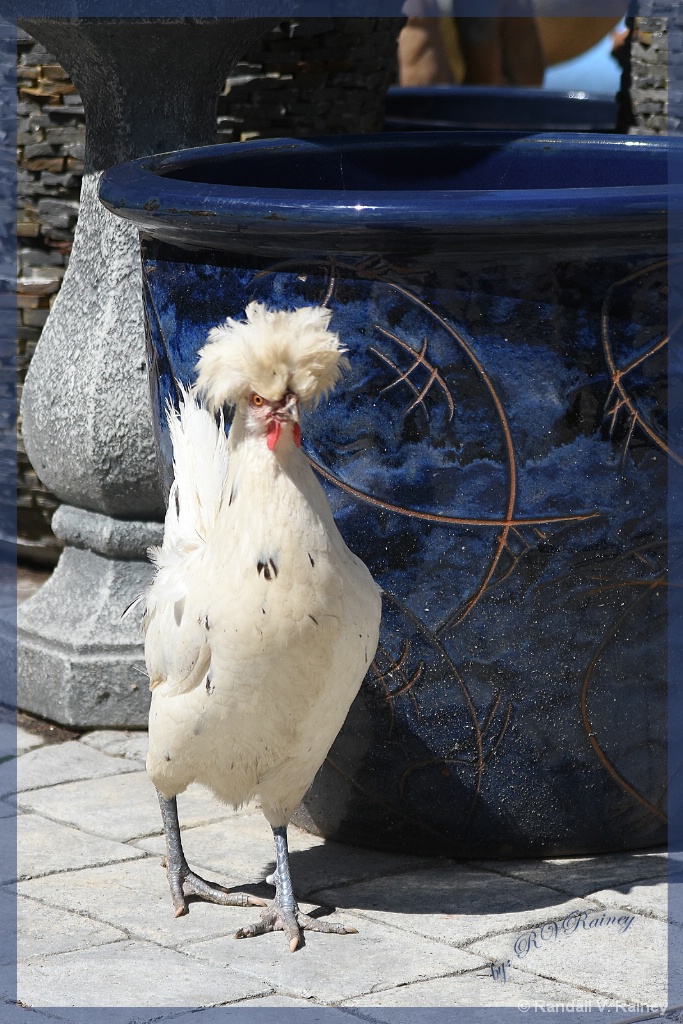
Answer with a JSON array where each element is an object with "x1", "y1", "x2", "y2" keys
[{"x1": 250, "y1": 393, "x2": 265, "y2": 407}]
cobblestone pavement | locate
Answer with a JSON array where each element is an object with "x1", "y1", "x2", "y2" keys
[{"x1": 5, "y1": 568, "x2": 681, "y2": 1022}]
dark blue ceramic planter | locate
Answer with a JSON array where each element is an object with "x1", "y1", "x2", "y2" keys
[
  {"x1": 384, "y1": 86, "x2": 617, "y2": 133},
  {"x1": 100, "y1": 131, "x2": 679, "y2": 858}
]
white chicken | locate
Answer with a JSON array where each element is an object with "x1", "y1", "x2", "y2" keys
[{"x1": 143, "y1": 302, "x2": 382, "y2": 951}]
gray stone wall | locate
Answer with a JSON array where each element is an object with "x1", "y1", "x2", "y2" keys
[
  {"x1": 626, "y1": 0, "x2": 683, "y2": 135},
  {"x1": 217, "y1": 18, "x2": 403, "y2": 143},
  {"x1": 16, "y1": 18, "x2": 403, "y2": 565},
  {"x1": 629, "y1": 17, "x2": 668, "y2": 134}
]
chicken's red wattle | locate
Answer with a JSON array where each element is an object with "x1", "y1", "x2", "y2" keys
[
  {"x1": 266, "y1": 420, "x2": 281, "y2": 451},
  {"x1": 267, "y1": 420, "x2": 302, "y2": 450}
]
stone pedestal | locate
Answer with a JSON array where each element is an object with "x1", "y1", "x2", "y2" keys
[
  {"x1": 17, "y1": 18, "x2": 274, "y2": 728},
  {"x1": 18, "y1": 507, "x2": 162, "y2": 728}
]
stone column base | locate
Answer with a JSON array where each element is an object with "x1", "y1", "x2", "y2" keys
[{"x1": 17, "y1": 507, "x2": 162, "y2": 728}]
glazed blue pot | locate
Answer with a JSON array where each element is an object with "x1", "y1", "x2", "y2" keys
[
  {"x1": 384, "y1": 86, "x2": 618, "y2": 133},
  {"x1": 100, "y1": 131, "x2": 678, "y2": 857}
]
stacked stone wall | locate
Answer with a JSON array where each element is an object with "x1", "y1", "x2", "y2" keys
[
  {"x1": 629, "y1": 16, "x2": 668, "y2": 134},
  {"x1": 216, "y1": 19, "x2": 403, "y2": 143}
]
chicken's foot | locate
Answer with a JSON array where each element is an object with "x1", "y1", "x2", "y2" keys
[
  {"x1": 157, "y1": 791, "x2": 266, "y2": 917},
  {"x1": 234, "y1": 825, "x2": 358, "y2": 951}
]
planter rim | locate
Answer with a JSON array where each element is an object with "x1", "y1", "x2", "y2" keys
[
  {"x1": 99, "y1": 131, "x2": 680, "y2": 256},
  {"x1": 384, "y1": 86, "x2": 618, "y2": 133},
  {"x1": 386, "y1": 85, "x2": 617, "y2": 101}
]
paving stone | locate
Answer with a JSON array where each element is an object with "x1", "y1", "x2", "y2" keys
[
  {"x1": 184, "y1": 914, "x2": 486, "y2": 1003},
  {"x1": 135, "y1": 810, "x2": 430, "y2": 898},
  {"x1": 0, "y1": 723, "x2": 37, "y2": 759},
  {"x1": 79, "y1": 729, "x2": 148, "y2": 763},
  {"x1": 5, "y1": 719, "x2": 675, "y2": 1015},
  {"x1": 347, "y1": 963, "x2": 617, "y2": 1014},
  {"x1": 467, "y1": 909, "x2": 667, "y2": 1008},
  {"x1": 472, "y1": 849, "x2": 668, "y2": 898},
  {"x1": 13, "y1": 813, "x2": 144, "y2": 883},
  {"x1": 16, "y1": 895, "x2": 126, "y2": 960},
  {"x1": 589, "y1": 878, "x2": 668, "y2": 923},
  {"x1": 16, "y1": 725, "x2": 47, "y2": 754},
  {"x1": 17, "y1": 771, "x2": 231, "y2": 842},
  {"x1": 17, "y1": 939, "x2": 271, "y2": 1007},
  {"x1": 0, "y1": 740, "x2": 138, "y2": 798},
  {"x1": 19, "y1": 857, "x2": 267, "y2": 947},
  {"x1": 316, "y1": 866, "x2": 593, "y2": 947}
]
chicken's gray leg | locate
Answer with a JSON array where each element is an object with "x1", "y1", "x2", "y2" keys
[
  {"x1": 234, "y1": 825, "x2": 358, "y2": 951},
  {"x1": 157, "y1": 791, "x2": 266, "y2": 917}
]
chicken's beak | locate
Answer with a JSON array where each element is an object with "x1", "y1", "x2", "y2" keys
[{"x1": 278, "y1": 393, "x2": 299, "y2": 424}]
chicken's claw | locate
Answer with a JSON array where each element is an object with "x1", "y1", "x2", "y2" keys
[
  {"x1": 163, "y1": 858, "x2": 267, "y2": 916},
  {"x1": 233, "y1": 898, "x2": 358, "y2": 951}
]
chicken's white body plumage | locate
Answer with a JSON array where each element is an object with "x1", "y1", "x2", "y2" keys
[{"x1": 145, "y1": 388, "x2": 381, "y2": 828}]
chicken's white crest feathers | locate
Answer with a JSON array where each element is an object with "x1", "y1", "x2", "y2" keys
[{"x1": 195, "y1": 302, "x2": 349, "y2": 412}]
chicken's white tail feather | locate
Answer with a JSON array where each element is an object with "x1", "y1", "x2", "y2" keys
[
  {"x1": 164, "y1": 384, "x2": 229, "y2": 551},
  {"x1": 146, "y1": 385, "x2": 229, "y2": 615}
]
